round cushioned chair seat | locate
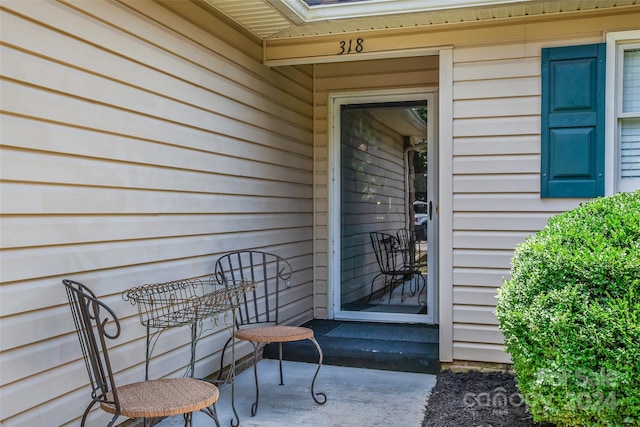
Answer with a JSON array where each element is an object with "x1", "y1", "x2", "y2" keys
[
  {"x1": 101, "y1": 377, "x2": 219, "y2": 418},
  {"x1": 235, "y1": 325, "x2": 314, "y2": 344}
]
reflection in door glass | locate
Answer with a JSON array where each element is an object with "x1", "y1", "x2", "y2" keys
[{"x1": 339, "y1": 101, "x2": 428, "y2": 317}]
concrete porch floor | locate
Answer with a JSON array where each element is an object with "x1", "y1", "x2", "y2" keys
[{"x1": 158, "y1": 359, "x2": 436, "y2": 427}]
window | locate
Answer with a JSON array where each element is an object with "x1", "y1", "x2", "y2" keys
[{"x1": 607, "y1": 31, "x2": 640, "y2": 194}]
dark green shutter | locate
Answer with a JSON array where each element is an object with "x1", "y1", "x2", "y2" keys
[{"x1": 540, "y1": 43, "x2": 606, "y2": 198}]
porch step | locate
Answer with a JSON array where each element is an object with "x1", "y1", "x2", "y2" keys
[{"x1": 263, "y1": 319, "x2": 440, "y2": 374}]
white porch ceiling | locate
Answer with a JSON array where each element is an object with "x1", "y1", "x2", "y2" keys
[{"x1": 198, "y1": 0, "x2": 639, "y2": 40}]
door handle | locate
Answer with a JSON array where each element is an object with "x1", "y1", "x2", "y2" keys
[{"x1": 429, "y1": 201, "x2": 432, "y2": 220}]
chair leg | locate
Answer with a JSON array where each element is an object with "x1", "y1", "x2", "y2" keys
[
  {"x1": 408, "y1": 273, "x2": 418, "y2": 296},
  {"x1": 418, "y1": 273, "x2": 427, "y2": 306},
  {"x1": 216, "y1": 334, "x2": 241, "y2": 426},
  {"x1": 367, "y1": 273, "x2": 384, "y2": 302},
  {"x1": 278, "y1": 342, "x2": 284, "y2": 386},
  {"x1": 182, "y1": 412, "x2": 192, "y2": 427},
  {"x1": 216, "y1": 336, "x2": 233, "y2": 382},
  {"x1": 253, "y1": 339, "x2": 326, "y2": 418},
  {"x1": 249, "y1": 342, "x2": 261, "y2": 417},
  {"x1": 80, "y1": 403, "x2": 92, "y2": 427},
  {"x1": 199, "y1": 406, "x2": 222, "y2": 427},
  {"x1": 388, "y1": 274, "x2": 401, "y2": 303},
  {"x1": 82, "y1": 400, "x2": 116, "y2": 427},
  {"x1": 308, "y1": 337, "x2": 327, "y2": 405}
]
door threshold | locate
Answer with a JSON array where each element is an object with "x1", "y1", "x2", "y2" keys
[{"x1": 335, "y1": 310, "x2": 433, "y2": 324}]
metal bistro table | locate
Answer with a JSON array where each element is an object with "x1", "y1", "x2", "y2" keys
[{"x1": 123, "y1": 276, "x2": 255, "y2": 426}]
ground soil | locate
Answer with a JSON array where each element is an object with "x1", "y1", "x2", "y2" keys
[{"x1": 422, "y1": 370, "x2": 556, "y2": 427}]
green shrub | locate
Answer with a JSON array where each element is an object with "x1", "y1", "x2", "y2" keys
[{"x1": 496, "y1": 191, "x2": 640, "y2": 426}]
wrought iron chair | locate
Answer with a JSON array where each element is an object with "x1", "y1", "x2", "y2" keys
[
  {"x1": 214, "y1": 251, "x2": 326, "y2": 421},
  {"x1": 62, "y1": 279, "x2": 221, "y2": 427},
  {"x1": 368, "y1": 231, "x2": 426, "y2": 303},
  {"x1": 395, "y1": 228, "x2": 427, "y2": 304}
]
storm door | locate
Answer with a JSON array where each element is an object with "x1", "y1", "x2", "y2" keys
[{"x1": 330, "y1": 90, "x2": 437, "y2": 324}]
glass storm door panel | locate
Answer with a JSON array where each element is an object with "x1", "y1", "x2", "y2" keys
[{"x1": 336, "y1": 98, "x2": 433, "y2": 323}]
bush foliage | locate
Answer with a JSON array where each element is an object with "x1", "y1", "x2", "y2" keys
[{"x1": 496, "y1": 191, "x2": 640, "y2": 426}]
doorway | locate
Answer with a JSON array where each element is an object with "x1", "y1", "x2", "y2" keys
[{"x1": 329, "y1": 89, "x2": 438, "y2": 324}]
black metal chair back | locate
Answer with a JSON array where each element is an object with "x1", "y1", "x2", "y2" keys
[
  {"x1": 63, "y1": 279, "x2": 121, "y2": 425},
  {"x1": 370, "y1": 231, "x2": 405, "y2": 274},
  {"x1": 397, "y1": 228, "x2": 427, "y2": 270},
  {"x1": 395, "y1": 228, "x2": 417, "y2": 268},
  {"x1": 214, "y1": 250, "x2": 292, "y2": 328}
]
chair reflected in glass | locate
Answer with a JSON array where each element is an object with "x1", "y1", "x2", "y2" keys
[
  {"x1": 62, "y1": 279, "x2": 221, "y2": 427},
  {"x1": 395, "y1": 228, "x2": 427, "y2": 304},
  {"x1": 214, "y1": 251, "x2": 326, "y2": 422},
  {"x1": 369, "y1": 231, "x2": 426, "y2": 305}
]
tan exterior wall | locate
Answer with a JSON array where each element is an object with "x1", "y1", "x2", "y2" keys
[
  {"x1": 0, "y1": 1, "x2": 313, "y2": 425},
  {"x1": 447, "y1": 12, "x2": 638, "y2": 364}
]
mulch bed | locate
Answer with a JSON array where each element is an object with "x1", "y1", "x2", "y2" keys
[{"x1": 422, "y1": 370, "x2": 555, "y2": 427}]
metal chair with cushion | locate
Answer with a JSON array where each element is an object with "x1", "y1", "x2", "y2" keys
[
  {"x1": 214, "y1": 251, "x2": 326, "y2": 421},
  {"x1": 62, "y1": 279, "x2": 221, "y2": 427}
]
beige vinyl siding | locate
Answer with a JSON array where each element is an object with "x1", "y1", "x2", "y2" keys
[
  {"x1": 313, "y1": 56, "x2": 439, "y2": 318},
  {"x1": 0, "y1": 1, "x2": 313, "y2": 425},
  {"x1": 448, "y1": 24, "x2": 624, "y2": 363}
]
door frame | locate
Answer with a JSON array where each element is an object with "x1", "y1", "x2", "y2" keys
[{"x1": 328, "y1": 87, "x2": 438, "y2": 324}]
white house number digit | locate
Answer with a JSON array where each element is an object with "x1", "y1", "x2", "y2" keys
[{"x1": 338, "y1": 38, "x2": 364, "y2": 55}]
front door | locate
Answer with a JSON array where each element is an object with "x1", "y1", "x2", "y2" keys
[{"x1": 330, "y1": 89, "x2": 437, "y2": 324}]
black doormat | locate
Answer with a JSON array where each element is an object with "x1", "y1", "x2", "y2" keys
[{"x1": 325, "y1": 323, "x2": 438, "y2": 343}]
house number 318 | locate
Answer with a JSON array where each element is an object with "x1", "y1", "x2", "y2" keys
[{"x1": 338, "y1": 38, "x2": 364, "y2": 55}]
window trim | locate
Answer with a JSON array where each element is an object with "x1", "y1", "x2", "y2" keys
[{"x1": 605, "y1": 30, "x2": 640, "y2": 195}]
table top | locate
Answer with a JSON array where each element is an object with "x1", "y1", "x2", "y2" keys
[{"x1": 122, "y1": 277, "x2": 255, "y2": 328}]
